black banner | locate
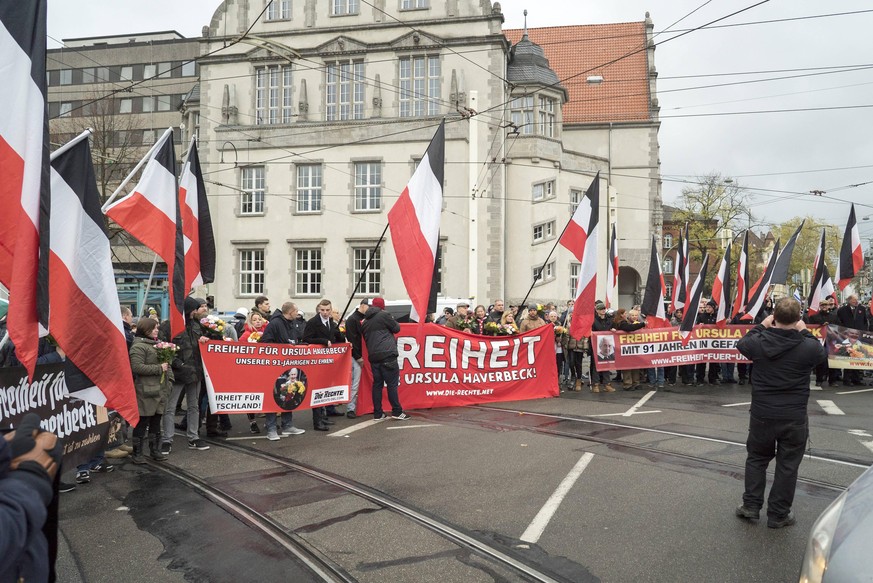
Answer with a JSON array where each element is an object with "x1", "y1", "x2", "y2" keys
[{"x1": 0, "y1": 363, "x2": 112, "y2": 469}]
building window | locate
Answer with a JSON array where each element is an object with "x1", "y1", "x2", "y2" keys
[
  {"x1": 295, "y1": 248, "x2": 322, "y2": 295},
  {"x1": 142, "y1": 129, "x2": 156, "y2": 145},
  {"x1": 142, "y1": 96, "x2": 154, "y2": 112},
  {"x1": 118, "y1": 99, "x2": 133, "y2": 114},
  {"x1": 533, "y1": 220, "x2": 555, "y2": 243},
  {"x1": 296, "y1": 164, "x2": 322, "y2": 213},
  {"x1": 538, "y1": 95, "x2": 556, "y2": 137},
  {"x1": 120, "y1": 66, "x2": 134, "y2": 81},
  {"x1": 59, "y1": 102, "x2": 73, "y2": 117},
  {"x1": 59, "y1": 69, "x2": 72, "y2": 85},
  {"x1": 266, "y1": 0, "x2": 291, "y2": 20},
  {"x1": 241, "y1": 167, "x2": 266, "y2": 215},
  {"x1": 510, "y1": 95, "x2": 534, "y2": 134},
  {"x1": 353, "y1": 248, "x2": 381, "y2": 295},
  {"x1": 532, "y1": 180, "x2": 555, "y2": 202},
  {"x1": 239, "y1": 249, "x2": 265, "y2": 296},
  {"x1": 434, "y1": 244, "x2": 444, "y2": 296},
  {"x1": 569, "y1": 263, "x2": 580, "y2": 297},
  {"x1": 399, "y1": 56, "x2": 440, "y2": 117},
  {"x1": 663, "y1": 233, "x2": 673, "y2": 249},
  {"x1": 664, "y1": 257, "x2": 674, "y2": 273},
  {"x1": 354, "y1": 162, "x2": 381, "y2": 211},
  {"x1": 326, "y1": 61, "x2": 364, "y2": 121},
  {"x1": 157, "y1": 62, "x2": 172, "y2": 78},
  {"x1": 181, "y1": 61, "x2": 196, "y2": 77},
  {"x1": 143, "y1": 64, "x2": 156, "y2": 79},
  {"x1": 332, "y1": 0, "x2": 358, "y2": 15},
  {"x1": 256, "y1": 65, "x2": 293, "y2": 125},
  {"x1": 401, "y1": 0, "x2": 428, "y2": 8},
  {"x1": 665, "y1": 283, "x2": 673, "y2": 300},
  {"x1": 157, "y1": 95, "x2": 172, "y2": 111},
  {"x1": 533, "y1": 261, "x2": 556, "y2": 285}
]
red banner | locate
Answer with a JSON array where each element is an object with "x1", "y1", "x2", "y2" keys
[
  {"x1": 592, "y1": 325, "x2": 824, "y2": 371},
  {"x1": 356, "y1": 323, "x2": 559, "y2": 415},
  {"x1": 200, "y1": 341, "x2": 352, "y2": 413}
]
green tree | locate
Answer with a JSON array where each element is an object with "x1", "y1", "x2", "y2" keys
[{"x1": 769, "y1": 216, "x2": 841, "y2": 295}]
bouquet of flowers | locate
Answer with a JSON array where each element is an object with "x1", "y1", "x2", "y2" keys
[
  {"x1": 500, "y1": 324, "x2": 519, "y2": 335},
  {"x1": 554, "y1": 325, "x2": 568, "y2": 338},
  {"x1": 483, "y1": 321, "x2": 501, "y2": 336},
  {"x1": 200, "y1": 314, "x2": 227, "y2": 340},
  {"x1": 247, "y1": 331, "x2": 263, "y2": 343},
  {"x1": 154, "y1": 341, "x2": 179, "y2": 383},
  {"x1": 276, "y1": 380, "x2": 306, "y2": 409},
  {"x1": 456, "y1": 317, "x2": 474, "y2": 332}
]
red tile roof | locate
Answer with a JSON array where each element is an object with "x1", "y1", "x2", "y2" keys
[{"x1": 505, "y1": 22, "x2": 653, "y2": 124}]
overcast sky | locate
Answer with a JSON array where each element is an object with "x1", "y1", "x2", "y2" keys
[{"x1": 47, "y1": 0, "x2": 873, "y2": 243}]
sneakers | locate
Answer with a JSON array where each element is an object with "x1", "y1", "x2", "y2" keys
[
  {"x1": 104, "y1": 448, "x2": 128, "y2": 459},
  {"x1": 250, "y1": 421, "x2": 261, "y2": 434},
  {"x1": 346, "y1": 411, "x2": 357, "y2": 419},
  {"x1": 75, "y1": 470, "x2": 91, "y2": 484},
  {"x1": 391, "y1": 412, "x2": 411, "y2": 420},
  {"x1": 373, "y1": 413, "x2": 387, "y2": 420},
  {"x1": 266, "y1": 432, "x2": 281, "y2": 441},
  {"x1": 767, "y1": 512, "x2": 796, "y2": 529},
  {"x1": 735, "y1": 505, "x2": 760, "y2": 520},
  {"x1": 160, "y1": 442, "x2": 172, "y2": 455},
  {"x1": 91, "y1": 462, "x2": 115, "y2": 474},
  {"x1": 188, "y1": 439, "x2": 210, "y2": 450},
  {"x1": 59, "y1": 481, "x2": 77, "y2": 493},
  {"x1": 281, "y1": 426, "x2": 305, "y2": 435}
]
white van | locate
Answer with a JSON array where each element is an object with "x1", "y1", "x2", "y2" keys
[{"x1": 377, "y1": 297, "x2": 475, "y2": 323}]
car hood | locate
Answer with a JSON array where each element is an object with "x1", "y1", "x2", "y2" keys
[{"x1": 825, "y1": 464, "x2": 873, "y2": 581}]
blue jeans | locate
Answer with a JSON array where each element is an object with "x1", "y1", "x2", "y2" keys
[
  {"x1": 721, "y1": 363, "x2": 736, "y2": 381},
  {"x1": 77, "y1": 454, "x2": 105, "y2": 473},
  {"x1": 647, "y1": 367, "x2": 665, "y2": 385},
  {"x1": 264, "y1": 412, "x2": 294, "y2": 435},
  {"x1": 371, "y1": 359, "x2": 402, "y2": 416},
  {"x1": 348, "y1": 359, "x2": 361, "y2": 413}
]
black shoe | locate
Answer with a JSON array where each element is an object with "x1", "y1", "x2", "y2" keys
[
  {"x1": 206, "y1": 429, "x2": 228, "y2": 438},
  {"x1": 250, "y1": 421, "x2": 261, "y2": 434},
  {"x1": 346, "y1": 411, "x2": 357, "y2": 419},
  {"x1": 59, "y1": 481, "x2": 77, "y2": 493},
  {"x1": 738, "y1": 379, "x2": 746, "y2": 385},
  {"x1": 323, "y1": 419, "x2": 336, "y2": 425},
  {"x1": 188, "y1": 439, "x2": 210, "y2": 450},
  {"x1": 326, "y1": 411, "x2": 344, "y2": 417},
  {"x1": 735, "y1": 505, "x2": 760, "y2": 520},
  {"x1": 160, "y1": 442, "x2": 172, "y2": 455},
  {"x1": 314, "y1": 424, "x2": 330, "y2": 431},
  {"x1": 91, "y1": 462, "x2": 115, "y2": 474},
  {"x1": 219, "y1": 421, "x2": 233, "y2": 431},
  {"x1": 767, "y1": 512, "x2": 796, "y2": 529}
]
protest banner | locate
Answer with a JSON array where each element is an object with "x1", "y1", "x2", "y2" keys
[
  {"x1": 592, "y1": 325, "x2": 824, "y2": 371},
  {"x1": 0, "y1": 363, "x2": 112, "y2": 468},
  {"x1": 356, "y1": 323, "x2": 559, "y2": 415},
  {"x1": 200, "y1": 340, "x2": 352, "y2": 413},
  {"x1": 826, "y1": 325, "x2": 873, "y2": 370}
]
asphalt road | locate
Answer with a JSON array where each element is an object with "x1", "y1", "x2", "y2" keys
[{"x1": 56, "y1": 381, "x2": 872, "y2": 582}]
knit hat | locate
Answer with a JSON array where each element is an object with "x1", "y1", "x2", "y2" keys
[
  {"x1": 184, "y1": 296, "x2": 206, "y2": 315},
  {"x1": 528, "y1": 304, "x2": 539, "y2": 311},
  {"x1": 594, "y1": 300, "x2": 606, "y2": 310},
  {"x1": 371, "y1": 297, "x2": 385, "y2": 309}
]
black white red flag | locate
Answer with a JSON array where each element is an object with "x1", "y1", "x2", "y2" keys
[
  {"x1": 837, "y1": 203, "x2": 863, "y2": 290},
  {"x1": 49, "y1": 134, "x2": 139, "y2": 424},
  {"x1": 742, "y1": 240, "x2": 781, "y2": 321},
  {"x1": 179, "y1": 138, "x2": 215, "y2": 291},
  {"x1": 731, "y1": 231, "x2": 749, "y2": 319},
  {"x1": 771, "y1": 220, "x2": 805, "y2": 285},
  {"x1": 105, "y1": 129, "x2": 186, "y2": 338},
  {"x1": 0, "y1": 0, "x2": 50, "y2": 378},
  {"x1": 807, "y1": 229, "x2": 836, "y2": 317},
  {"x1": 605, "y1": 224, "x2": 618, "y2": 308},
  {"x1": 560, "y1": 173, "x2": 600, "y2": 338},
  {"x1": 641, "y1": 235, "x2": 669, "y2": 328},
  {"x1": 679, "y1": 252, "x2": 710, "y2": 342},
  {"x1": 388, "y1": 121, "x2": 444, "y2": 324},
  {"x1": 670, "y1": 222, "x2": 689, "y2": 314},
  {"x1": 711, "y1": 241, "x2": 732, "y2": 327}
]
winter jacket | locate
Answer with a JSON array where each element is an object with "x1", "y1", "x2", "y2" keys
[
  {"x1": 345, "y1": 310, "x2": 366, "y2": 360},
  {"x1": 362, "y1": 307, "x2": 400, "y2": 363},
  {"x1": 519, "y1": 315, "x2": 546, "y2": 333},
  {"x1": 302, "y1": 315, "x2": 345, "y2": 346},
  {"x1": 260, "y1": 312, "x2": 301, "y2": 345},
  {"x1": 736, "y1": 325, "x2": 826, "y2": 420},
  {"x1": 129, "y1": 337, "x2": 173, "y2": 416},
  {"x1": 615, "y1": 320, "x2": 645, "y2": 333},
  {"x1": 172, "y1": 319, "x2": 206, "y2": 385},
  {"x1": 837, "y1": 303, "x2": 868, "y2": 330},
  {"x1": 0, "y1": 437, "x2": 51, "y2": 583},
  {"x1": 240, "y1": 323, "x2": 264, "y2": 343},
  {"x1": 808, "y1": 309, "x2": 838, "y2": 326}
]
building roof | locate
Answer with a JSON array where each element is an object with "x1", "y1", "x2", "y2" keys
[
  {"x1": 505, "y1": 22, "x2": 653, "y2": 124},
  {"x1": 507, "y1": 33, "x2": 567, "y2": 100}
]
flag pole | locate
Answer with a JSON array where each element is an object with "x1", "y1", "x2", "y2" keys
[
  {"x1": 140, "y1": 254, "x2": 160, "y2": 317},
  {"x1": 517, "y1": 207, "x2": 578, "y2": 316},
  {"x1": 50, "y1": 128, "x2": 92, "y2": 162},
  {"x1": 339, "y1": 223, "x2": 390, "y2": 319},
  {"x1": 101, "y1": 127, "x2": 173, "y2": 212}
]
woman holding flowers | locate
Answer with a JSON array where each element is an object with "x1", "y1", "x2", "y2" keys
[
  {"x1": 500, "y1": 311, "x2": 520, "y2": 334},
  {"x1": 470, "y1": 304, "x2": 488, "y2": 334},
  {"x1": 240, "y1": 311, "x2": 266, "y2": 343},
  {"x1": 129, "y1": 318, "x2": 174, "y2": 464}
]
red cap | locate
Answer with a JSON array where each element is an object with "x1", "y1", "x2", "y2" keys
[{"x1": 371, "y1": 297, "x2": 385, "y2": 309}]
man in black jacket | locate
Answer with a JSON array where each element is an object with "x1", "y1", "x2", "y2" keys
[
  {"x1": 302, "y1": 299, "x2": 346, "y2": 429},
  {"x1": 362, "y1": 297, "x2": 408, "y2": 420},
  {"x1": 735, "y1": 297, "x2": 826, "y2": 528},
  {"x1": 343, "y1": 299, "x2": 369, "y2": 419},
  {"x1": 836, "y1": 295, "x2": 868, "y2": 385}
]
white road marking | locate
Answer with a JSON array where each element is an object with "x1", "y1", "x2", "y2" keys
[
  {"x1": 837, "y1": 388, "x2": 873, "y2": 395},
  {"x1": 722, "y1": 402, "x2": 752, "y2": 408},
  {"x1": 817, "y1": 400, "x2": 846, "y2": 415},
  {"x1": 849, "y1": 429, "x2": 872, "y2": 438},
  {"x1": 386, "y1": 423, "x2": 442, "y2": 430},
  {"x1": 520, "y1": 452, "x2": 595, "y2": 544},
  {"x1": 623, "y1": 391, "x2": 657, "y2": 417},
  {"x1": 861, "y1": 441, "x2": 873, "y2": 455},
  {"x1": 327, "y1": 418, "x2": 386, "y2": 437},
  {"x1": 590, "y1": 410, "x2": 662, "y2": 417},
  {"x1": 226, "y1": 435, "x2": 284, "y2": 441}
]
